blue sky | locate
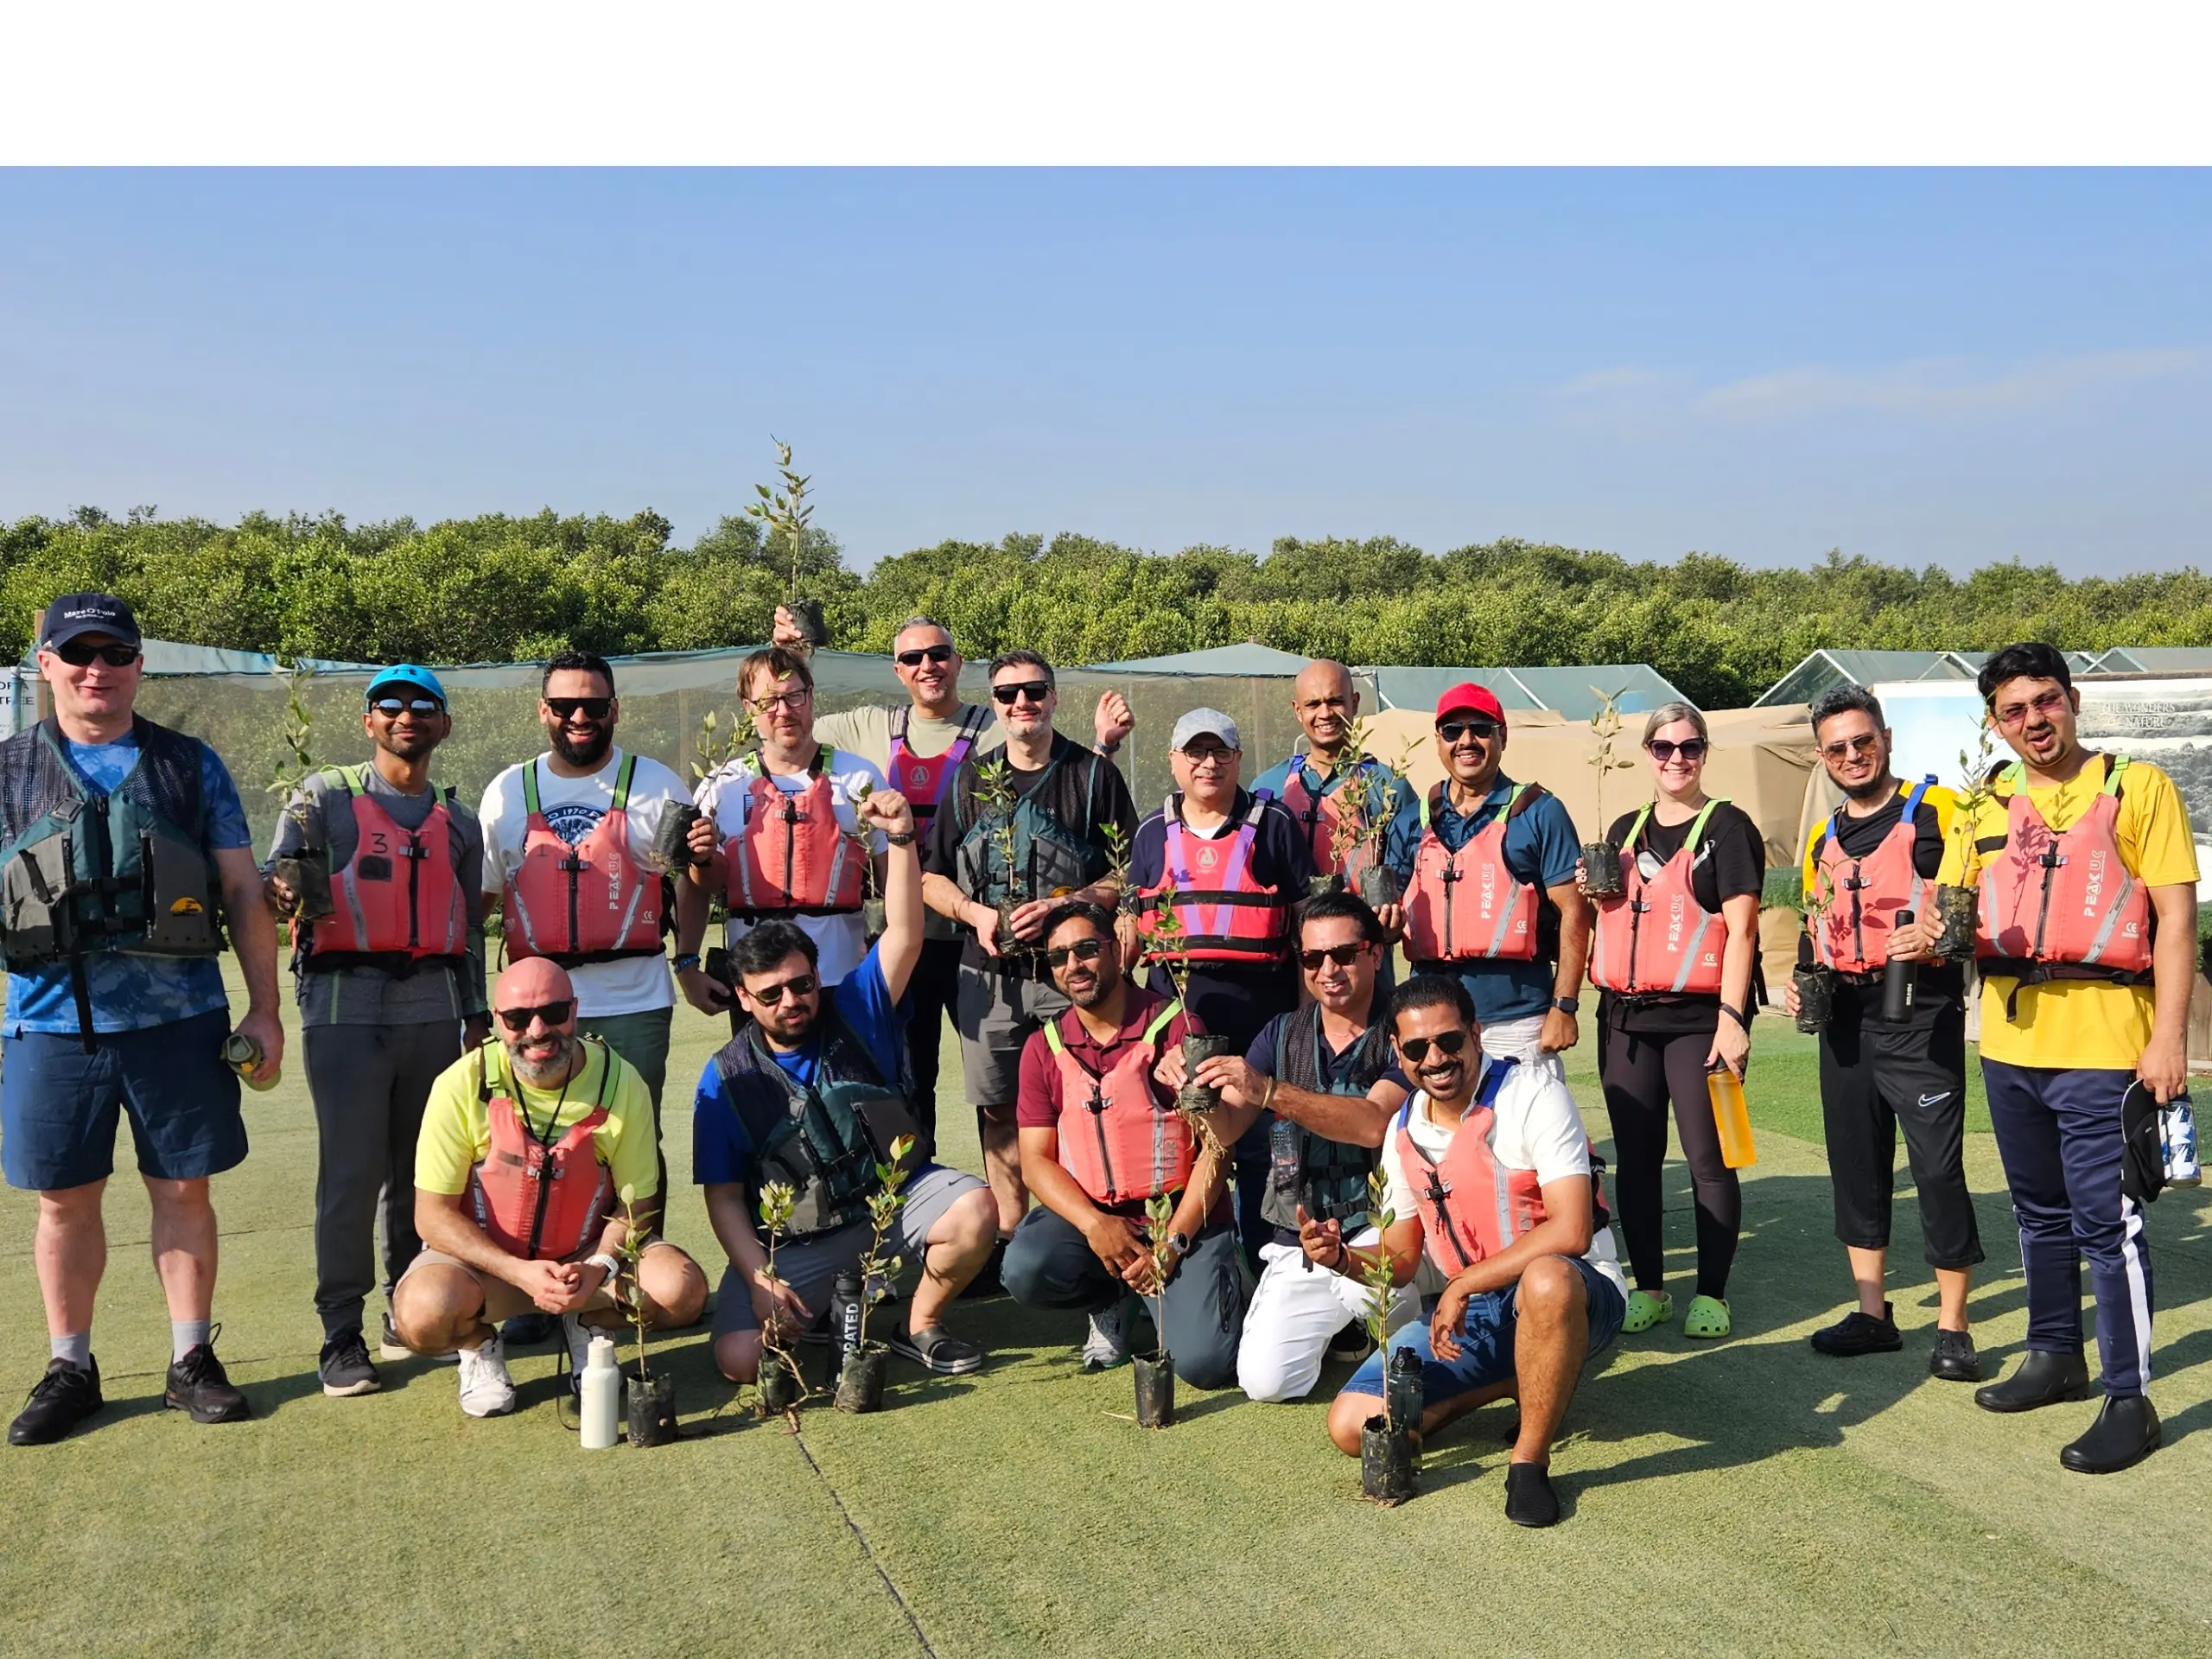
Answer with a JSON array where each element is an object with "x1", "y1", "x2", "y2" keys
[{"x1": 2, "y1": 168, "x2": 2204, "y2": 575}]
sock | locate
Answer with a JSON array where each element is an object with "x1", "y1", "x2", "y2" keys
[
  {"x1": 172, "y1": 1319, "x2": 212, "y2": 1362},
  {"x1": 51, "y1": 1332, "x2": 92, "y2": 1370}
]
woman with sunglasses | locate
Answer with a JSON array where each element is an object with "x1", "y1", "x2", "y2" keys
[{"x1": 1586, "y1": 701, "x2": 1764, "y2": 1341}]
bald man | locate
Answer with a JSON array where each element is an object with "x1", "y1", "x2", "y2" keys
[
  {"x1": 1254, "y1": 660, "x2": 1420, "y2": 898},
  {"x1": 391, "y1": 959, "x2": 706, "y2": 1418}
]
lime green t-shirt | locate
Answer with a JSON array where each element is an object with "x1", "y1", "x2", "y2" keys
[{"x1": 416, "y1": 1038, "x2": 659, "y2": 1205}]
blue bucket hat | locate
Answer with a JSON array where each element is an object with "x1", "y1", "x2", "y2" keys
[{"x1": 365, "y1": 664, "x2": 448, "y2": 708}]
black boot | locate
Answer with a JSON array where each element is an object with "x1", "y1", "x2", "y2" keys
[
  {"x1": 1974, "y1": 1350, "x2": 2089, "y2": 1414},
  {"x1": 2060, "y1": 1395, "x2": 2161, "y2": 1474}
]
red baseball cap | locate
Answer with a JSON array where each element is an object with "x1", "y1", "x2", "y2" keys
[{"x1": 1434, "y1": 683, "x2": 1506, "y2": 725}]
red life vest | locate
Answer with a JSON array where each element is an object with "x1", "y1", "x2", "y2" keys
[
  {"x1": 465, "y1": 1038, "x2": 621, "y2": 1262},
  {"x1": 1974, "y1": 755, "x2": 2154, "y2": 989},
  {"x1": 1275, "y1": 753, "x2": 1394, "y2": 880},
  {"x1": 889, "y1": 705, "x2": 991, "y2": 830},
  {"x1": 1046, "y1": 999, "x2": 1195, "y2": 1205},
  {"x1": 502, "y1": 754, "x2": 665, "y2": 966},
  {"x1": 1589, "y1": 799, "x2": 1727, "y2": 995},
  {"x1": 1811, "y1": 777, "x2": 1935, "y2": 976},
  {"x1": 1135, "y1": 794, "x2": 1290, "y2": 966},
  {"x1": 721, "y1": 747, "x2": 866, "y2": 918},
  {"x1": 1402, "y1": 782, "x2": 1545, "y2": 964},
  {"x1": 301, "y1": 766, "x2": 468, "y2": 969},
  {"x1": 1395, "y1": 1060, "x2": 1547, "y2": 1274}
]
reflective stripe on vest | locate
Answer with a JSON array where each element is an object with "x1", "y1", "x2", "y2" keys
[
  {"x1": 889, "y1": 705, "x2": 990, "y2": 827},
  {"x1": 502, "y1": 754, "x2": 664, "y2": 963},
  {"x1": 1395, "y1": 1058, "x2": 1547, "y2": 1273},
  {"x1": 307, "y1": 766, "x2": 468, "y2": 964},
  {"x1": 1402, "y1": 782, "x2": 1542, "y2": 964},
  {"x1": 466, "y1": 1039, "x2": 620, "y2": 1262},
  {"x1": 1135, "y1": 794, "x2": 1289, "y2": 966},
  {"x1": 1589, "y1": 798, "x2": 1726, "y2": 995},
  {"x1": 1811, "y1": 776, "x2": 1933, "y2": 976},
  {"x1": 1974, "y1": 755, "x2": 2153, "y2": 977},
  {"x1": 1046, "y1": 1000, "x2": 1192, "y2": 1205},
  {"x1": 723, "y1": 748, "x2": 864, "y2": 916}
]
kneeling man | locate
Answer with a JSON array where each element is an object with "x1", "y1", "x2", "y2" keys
[
  {"x1": 393, "y1": 958, "x2": 708, "y2": 1418},
  {"x1": 1325, "y1": 975, "x2": 1627, "y2": 1527}
]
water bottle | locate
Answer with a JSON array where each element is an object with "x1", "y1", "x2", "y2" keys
[
  {"x1": 222, "y1": 1032, "x2": 279, "y2": 1092},
  {"x1": 1880, "y1": 910, "x2": 1916, "y2": 1023},
  {"x1": 2162, "y1": 1096, "x2": 2201, "y2": 1186},
  {"x1": 830, "y1": 1269, "x2": 865, "y2": 1377},
  {"x1": 1707, "y1": 1066, "x2": 1758, "y2": 1170},
  {"x1": 579, "y1": 1332, "x2": 620, "y2": 1449}
]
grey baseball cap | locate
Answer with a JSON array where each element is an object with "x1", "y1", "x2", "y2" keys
[{"x1": 1170, "y1": 708, "x2": 1242, "y2": 751}]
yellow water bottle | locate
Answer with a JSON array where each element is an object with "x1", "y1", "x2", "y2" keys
[{"x1": 1707, "y1": 1065, "x2": 1756, "y2": 1169}]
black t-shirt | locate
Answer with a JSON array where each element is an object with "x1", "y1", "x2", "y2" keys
[
  {"x1": 1602, "y1": 799, "x2": 1765, "y2": 1034},
  {"x1": 1795, "y1": 786, "x2": 1963, "y2": 999}
]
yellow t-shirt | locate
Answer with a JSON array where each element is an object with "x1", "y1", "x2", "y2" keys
[
  {"x1": 1800, "y1": 778, "x2": 1959, "y2": 893},
  {"x1": 1936, "y1": 753, "x2": 2199, "y2": 1069},
  {"x1": 415, "y1": 1037, "x2": 660, "y2": 1205}
]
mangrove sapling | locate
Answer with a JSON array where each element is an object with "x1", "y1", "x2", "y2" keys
[
  {"x1": 747, "y1": 437, "x2": 827, "y2": 645},
  {"x1": 266, "y1": 658, "x2": 334, "y2": 923},
  {"x1": 1932, "y1": 722, "x2": 2001, "y2": 959},
  {"x1": 1139, "y1": 906, "x2": 1230, "y2": 1154},
  {"x1": 754, "y1": 1180, "x2": 807, "y2": 1425},
  {"x1": 973, "y1": 754, "x2": 1027, "y2": 953},
  {"x1": 1131, "y1": 1192, "x2": 1178, "y2": 1428},
  {"x1": 836, "y1": 1135, "x2": 915, "y2": 1414},
  {"x1": 1580, "y1": 688, "x2": 1637, "y2": 899},
  {"x1": 1318, "y1": 721, "x2": 1411, "y2": 906},
  {"x1": 1790, "y1": 866, "x2": 1840, "y2": 1033},
  {"x1": 1357, "y1": 1168, "x2": 1419, "y2": 1503},
  {"x1": 610, "y1": 1185, "x2": 679, "y2": 1446}
]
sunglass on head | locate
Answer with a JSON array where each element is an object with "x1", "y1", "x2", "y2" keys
[
  {"x1": 545, "y1": 696, "x2": 612, "y2": 721},
  {"x1": 1818, "y1": 732, "x2": 1880, "y2": 761},
  {"x1": 1045, "y1": 938, "x2": 1109, "y2": 969},
  {"x1": 1298, "y1": 943, "x2": 1369, "y2": 971},
  {"x1": 992, "y1": 681, "x2": 1052, "y2": 706},
  {"x1": 745, "y1": 973, "x2": 817, "y2": 1005},
  {"x1": 372, "y1": 696, "x2": 444, "y2": 718},
  {"x1": 53, "y1": 641, "x2": 141, "y2": 668},
  {"x1": 896, "y1": 645, "x2": 956, "y2": 667},
  {"x1": 1398, "y1": 1029, "x2": 1469, "y2": 1064},
  {"x1": 1648, "y1": 738, "x2": 1708, "y2": 762},
  {"x1": 1437, "y1": 718, "x2": 1501, "y2": 744},
  {"x1": 496, "y1": 999, "x2": 575, "y2": 1033}
]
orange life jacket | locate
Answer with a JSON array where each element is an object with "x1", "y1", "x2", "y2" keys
[
  {"x1": 888, "y1": 706, "x2": 991, "y2": 831},
  {"x1": 1135, "y1": 794, "x2": 1290, "y2": 966},
  {"x1": 501, "y1": 754, "x2": 665, "y2": 966},
  {"x1": 1402, "y1": 782, "x2": 1545, "y2": 964},
  {"x1": 465, "y1": 1038, "x2": 621, "y2": 1262},
  {"x1": 1811, "y1": 777, "x2": 1935, "y2": 976},
  {"x1": 1395, "y1": 1060, "x2": 1546, "y2": 1273},
  {"x1": 1047, "y1": 999, "x2": 1195, "y2": 1205},
  {"x1": 1274, "y1": 753, "x2": 1394, "y2": 880},
  {"x1": 721, "y1": 748, "x2": 866, "y2": 918},
  {"x1": 300, "y1": 765, "x2": 468, "y2": 969},
  {"x1": 1974, "y1": 755, "x2": 2154, "y2": 993},
  {"x1": 1589, "y1": 799, "x2": 1727, "y2": 995}
]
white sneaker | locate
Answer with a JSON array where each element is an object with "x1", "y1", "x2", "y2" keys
[
  {"x1": 1082, "y1": 1300, "x2": 1130, "y2": 1371},
  {"x1": 456, "y1": 1333, "x2": 518, "y2": 1418},
  {"x1": 561, "y1": 1314, "x2": 601, "y2": 1395}
]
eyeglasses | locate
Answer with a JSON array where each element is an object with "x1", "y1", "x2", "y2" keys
[
  {"x1": 1298, "y1": 943, "x2": 1370, "y2": 971},
  {"x1": 1648, "y1": 738, "x2": 1708, "y2": 762},
  {"x1": 495, "y1": 999, "x2": 575, "y2": 1033},
  {"x1": 372, "y1": 696, "x2": 444, "y2": 718},
  {"x1": 545, "y1": 696, "x2": 613, "y2": 721},
  {"x1": 747, "y1": 688, "x2": 811, "y2": 711},
  {"x1": 896, "y1": 645, "x2": 955, "y2": 667},
  {"x1": 1437, "y1": 719, "x2": 1501, "y2": 744},
  {"x1": 1991, "y1": 688, "x2": 2069, "y2": 730},
  {"x1": 52, "y1": 641, "x2": 141, "y2": 668},
  {"x1": 1398, "y1": 1029, "x2": 1469, "y2": 1063},
  {"x1": 1045, "y1": 938, "x2": 1109, "y2": 969},
  {"x1": 992, "y1": 681, "x2": 1052, "y2": 706},
  {"x1": 1818, "y1": 732, "x2": 1880, "y2": 762},
  {"x1": 745, "y1": 973, "x2": 817, "y2": 1005},
  {"x1": 1179, "y1": 747, "x2": 1237, "y2": 767}
]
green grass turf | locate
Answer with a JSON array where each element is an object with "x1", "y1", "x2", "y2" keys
[{"x1": 2, "y1": 975, "x2": 2209, "y2": 1656}]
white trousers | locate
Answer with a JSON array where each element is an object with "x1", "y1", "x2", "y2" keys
[
  {"x1": 1481, "y1": 1012, "x2": 1566, "y2": 1080},
  {"x1": 1235, "y1": 1230, "x2": 1420, "y2": 1403}
]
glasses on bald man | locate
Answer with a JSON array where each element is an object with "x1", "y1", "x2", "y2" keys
[{"x1": 496, "y1": 1000, "x2": 575, "y2": 1033}]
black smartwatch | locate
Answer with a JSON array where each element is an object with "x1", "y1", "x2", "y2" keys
[
  {"x1": 885, "y1": 830, "x2": 918, "y2": 846},
  {"x1": 1552, "y1": 995, "x2": 1580, "y2": 1014}
]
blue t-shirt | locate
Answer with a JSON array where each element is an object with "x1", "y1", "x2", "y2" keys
[
  {"x1": 1383, "y1": 774, "x2": 1581, "y2": 1027},
  {"x1": 691, "y1": 944, "x2": 905, "y2": 1187},
  {"x1": 4, "y1": 734, "x2": 251, "y2": 1036}
]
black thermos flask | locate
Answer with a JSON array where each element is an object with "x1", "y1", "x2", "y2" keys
[
  {"x1": 830, "y1": 1269, "x2": 864, "y2": 1378},
  {"x1": 1882, "y1": 909, "x2": 1916, "y2": 1022}
]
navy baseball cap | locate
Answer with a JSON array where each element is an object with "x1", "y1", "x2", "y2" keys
[
  {"x1": 365, "y1": 664, "x2": 448, "y2": 708},
  {"x1": 40, "y1": 593, "x2": 141, "y2": 652}
]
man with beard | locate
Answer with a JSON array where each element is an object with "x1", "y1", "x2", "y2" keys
[
  {"x1": 265, "y1": 664, "x2": 491, "y2": 1395},
  {"x1": 1782, "y1": 685, "x2": 1983, "y2": 1381},
  {"x1": 1253, "y1": 658, "x2": 1418, "y2": 899},
  {"x1": 393, "y1": 958, "x2": 706, "y2": 1417},
  {"x1": 1003, "y1": 902, "x2": 1247, "y2": 1386}
]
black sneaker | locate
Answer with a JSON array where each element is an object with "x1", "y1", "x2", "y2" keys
[
  {"x1": 165, "y1": 1333, "x2": 251, "y2": 1424},
  {"x1": 957, "y1": 1238, "x2": 1007, "y2": 1301},
  {"x1": 1928, "y1": 1328, "x2": 1981, "y2": 1382},
  {"x1": 500, "y1": 1312, "x2": 558, "y2": 1347},
  {"x1": 1327, "y1": 1323, "x2": 1374, "y2": 1362},
  {"x1": 1810, "y1": 1305, "x2": 1903, "y2": 1357},
  {"x1": 1503, "y1": 1460, "x2": 1561, "y2": 1528},
  {"x1": 9, "y1": 1358, "x2": 103, "y2": 1446},
  {"x1": 318, "y1": 1330, "x2": 382, "y2": 1398}
]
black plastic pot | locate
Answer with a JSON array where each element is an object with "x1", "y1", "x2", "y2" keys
[
  {"x1": 995, "y1": 899, "x2": 1027, "y2": 957},
  {"x1": 1308, "y1": 873, "x2": 1347, "y2": 899},
  {"x1": 757, "y1": 1353, "x2": 801, "y2": 1418},
  {"x1": 652, "y1": 801, "x2": 702, "y2": 868},
  {"x1": 1580, "y1": 840, "x2": 1626, "y2": 899},
  {"x1": 1360, "y1": 1414, "x2": 1418, "y2": 1504},
  {"x1": 1792, "y1": 963, "x2": 1835, "y2": 1034},
  {"x1": 835, "y1": 1343, "x2": 888, "y2": 1414},
  {"x1": 862, "y1": 897, "x2": 887, "y2": 940},
  {"x1": 1179, "y1": 1032, "x2": 1236, "y2": 1112},
  {"x1": 1384, "y1": 1344, "x2": 1423, "y2": 1446},
  {"x1": 787, "y1": 597, "x2": 830, "y2": 646},
  {"x1": 1357, "y1": 864, "x2": 1404, "y2": 909},
  {"x1": 1133, "y1": 1351, "x2": 1175, "y2": 1428},
  {"x1": 626, "y1": 1370, "x2": 678, "y2": 1446},
  {"x1": 273, "y1": 850, "x2": 335, "y2": 924},
  {"x1": 1933, "y1": 883, "x2": 1978, "y2": 960}
]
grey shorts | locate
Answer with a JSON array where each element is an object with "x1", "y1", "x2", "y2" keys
[
  {"x1": 711, "y1": 1162, "x2": 987, "y2": 1338},
  {"x1": 952, "y1": 962, "x2": 1068, "y2": 1111}
]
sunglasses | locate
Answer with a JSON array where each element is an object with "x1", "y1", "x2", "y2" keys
[
  {"x1": 992, "y1": 681, "x2": 1052, "y2": 706},
  {"x1": 1298, "y1": 943, "x2": 1370, "y2": 971},
  {"x1": 745, "y1": 973, "x2": 818, "y2": 1005},
  {"x1": 53, "y1": 640, "x2": 141, "y2": 668},
  {"x1": 1046, "y1": 938, "x2": 1109, "y2": 969},
  {"x1": 1649, "y1": 738, "x2": 1708, "y2": 762},
  {"x1": 1818, "y1": 732, "x2": 1880, "y2": 762},
  {"x1": 1398, "y1": 1029, "x2": 1469, "y2": 1064},
  {"x1": 1437, "y1": 719, "x2": 1501, "y2": 744},
  {"x1": 495, "y1": 999, "x2": 575, "y2": 1033},
  {"x1": 1992, "y1": 688, "x2": 2069, "y2": 730},
  {"x1": 896, "y1": 645, "x2": 956, "y2": 667},
  {"x1": 545, "y1": 696, "x2": 613, "y2": 721},
  {"x1": 372, "y1": 696, "x2": 444, "y2": 718}
]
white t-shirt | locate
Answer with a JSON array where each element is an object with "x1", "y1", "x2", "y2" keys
[
  {"x1": 1382, "y1": 1063, "x2": 1628, "y2": 1295},
  {"x1": 693, "y1": 745, "x2": 888, "y2": 988},
  {"x1": 478, "y1": 747, "x2": 688, "y2": 1018}
]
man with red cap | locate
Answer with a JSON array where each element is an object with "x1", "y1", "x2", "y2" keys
[{"x1": 1382, "y1": 683, "x2": 1592, "y2": 1071}]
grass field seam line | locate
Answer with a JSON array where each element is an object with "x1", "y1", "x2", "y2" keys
[{"x1": 792, "y1": 1427, "x2": 941, "y2": 1659}]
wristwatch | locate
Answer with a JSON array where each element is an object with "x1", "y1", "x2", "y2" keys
[
  {"x1": 1166, "y1": 1230, "x2": 1192, "y2": 1260},
  {"x1": 1552, "y1": 995, "x2": 1580, "y2": 1014},
  {"x1": 885, "y1": 830, "x2": 918, "y2": 846},
  {"x1": 585, "y1": 1252, "x2": 622, "y2": 1285},
  {"x1": 673, "y1": 952, "x2": 702, "y2": 973}
]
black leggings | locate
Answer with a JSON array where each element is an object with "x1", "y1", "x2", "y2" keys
[{"x1": 1599, "y1": 1021, "x2": 1741, "y2": 1300}]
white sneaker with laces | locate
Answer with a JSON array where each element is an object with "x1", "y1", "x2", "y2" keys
[
  {"x1": 1082, "y1": 1300, "x2": 1130, "y2": 1371},
  {"x1": 561, "y1": 1314, "x2": 599, "y2": 1395},
  {"x1": 456, "y1": 1333, "x2": 518, "y2": 1418}
]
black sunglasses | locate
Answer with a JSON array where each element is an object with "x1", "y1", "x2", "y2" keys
[
  {"x1": 1649, "y1": 738, "x2": 1708, "y2": 762},
  {"x1": 1398, "y1": 1029, "x2": 1469, "y2": 1063},
  {"x1": 371, "y1": 696, "x2": 445, "y2": 718},
  {"x1": 1437, "y1": 718, "x2": 1501, "y2": 744},
  {"x1": 495, "y1": 999, "x2": 575, "y2": 1033},
  {"x1": 896, "y1": 645, "x2": 956, "y2": 667},
  {"x1": 1297, "y1": 943, "x2": 1370, "y2": 971},
  {"x1": 746, "y1": 973, "x2": 818, "y2": 1005},
  {"x1": 53, "y1": 640, "x2": 141, "y2": 668},
  {"x1": 1045, "y1": 938, "x2": 1109, "y2": 969},
  {"x1": 545, "y1": 696, "x2": 613, "y2": 721},
  {"x1": 992, "y1": 681, "x2": 1052, "y2": 706}
]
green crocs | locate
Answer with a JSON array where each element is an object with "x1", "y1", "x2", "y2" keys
[
  {"x1": 1622, "y1": 1289, "x2": 1673, "y2": 1334},
  {"x1": 1684, "y1": 1294, "x2": 1732, "y2": 1339}
]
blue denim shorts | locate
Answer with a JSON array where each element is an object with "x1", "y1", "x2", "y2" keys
[
  {"x1": 2, "y1": 1008, "x2": 245, "y2": 1190},
  {"x1": 1338, "y1": 1254, "x2": 1627, "y2": 1407}
]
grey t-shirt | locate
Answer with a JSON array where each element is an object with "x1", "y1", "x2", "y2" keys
[{"x1": 270, "y1": 764, "x2": 488, "y2": 1028}]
